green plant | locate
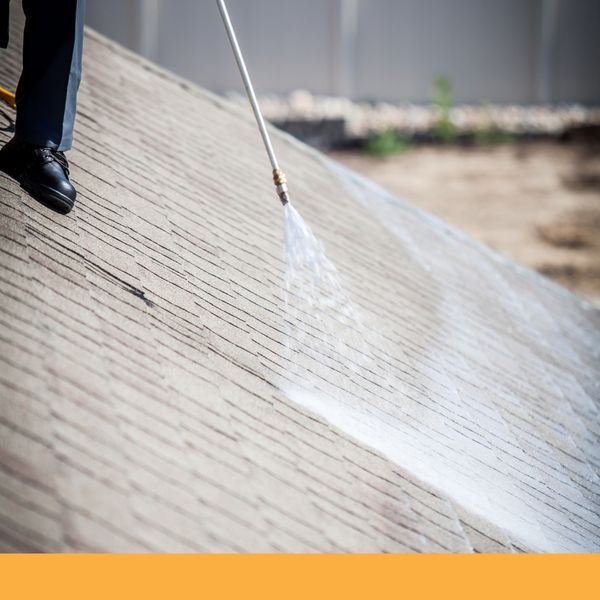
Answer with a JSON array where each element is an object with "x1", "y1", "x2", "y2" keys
[
  {"x1": 472, "y1": 102, "x2": 515, "y2": 145},
  {"x1": 364, "y1": 129, "x2": 411, "y2": 157},
  {"x1": 473, "y1": 125, "x2": 514, "y2": 145},
  {"x1": 432, "y1": 74, "x2": 457, "y2": 144}
]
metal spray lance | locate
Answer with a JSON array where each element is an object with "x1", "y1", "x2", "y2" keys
[{"x1": 216, "y1": 0, "x2": 290, "y2": 206}]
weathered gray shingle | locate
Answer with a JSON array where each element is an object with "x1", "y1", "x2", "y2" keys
[{"x1": 1, "y1": 10, "x2": 598, "y2": 552}]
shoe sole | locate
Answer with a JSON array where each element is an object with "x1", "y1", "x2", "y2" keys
[{"x1": 21, "y1": 180, "x2": 75, "y2": 215}]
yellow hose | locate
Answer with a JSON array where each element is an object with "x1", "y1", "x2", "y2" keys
[{"x1": 0, "y1": 86, "x2": 16, "y2": 109}]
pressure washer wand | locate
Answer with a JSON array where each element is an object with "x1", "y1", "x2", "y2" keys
[{"x1": 216, "y1": 0, "x2": 289, "y2": 206}]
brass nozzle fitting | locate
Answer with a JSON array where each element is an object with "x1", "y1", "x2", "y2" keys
[
  {"x1": 273, "y1": 168, "x2": 289, "y2": 206},
  {"x1": 273, "y1": 169, "x2": 287, "y2": 186}
]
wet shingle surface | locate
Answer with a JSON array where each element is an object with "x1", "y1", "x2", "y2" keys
[{"x1": 1, "y1": 14, "x2": 599, "y2": 552}]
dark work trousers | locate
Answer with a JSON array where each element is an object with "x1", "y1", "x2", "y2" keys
[{"x1": 15, "y1": 0, "x2": 86, "y2": 151}]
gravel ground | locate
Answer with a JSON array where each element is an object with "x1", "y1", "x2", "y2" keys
[
  {"x1": 328, "y1": 141, "x2": 600, "y2": 307},
  {"x1": 228, "y1": 91, "x2": 600, "y2": 137}
]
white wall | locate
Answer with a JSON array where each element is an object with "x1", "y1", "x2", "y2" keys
[
  {"x1": 86, "y1": 0, "x2": 600, "y2": 104},
  {"x1": 157, "y1": 0, "x2": 338, "y2": 95}
]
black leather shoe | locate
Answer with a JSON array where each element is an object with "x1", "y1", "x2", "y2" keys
[{"x1": 0, "y1": 138, "x2": 76, "y2": 214}]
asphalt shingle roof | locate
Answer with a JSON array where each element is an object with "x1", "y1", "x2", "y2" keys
[{"x1": 1, "y1": 11, "x2": 599, "y2": 552}]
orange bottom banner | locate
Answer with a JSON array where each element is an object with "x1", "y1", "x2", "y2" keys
[{"x1": 1, "y1": 554, "x2": 597, "y2": 599}]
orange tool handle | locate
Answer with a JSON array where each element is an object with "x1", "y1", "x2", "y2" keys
[{"x1": 0, "y1": 86, "x2": 16, "y2": 109}]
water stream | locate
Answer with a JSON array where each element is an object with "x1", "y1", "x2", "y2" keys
[
  {"x1": 282, "y1": 203, "x2": 384, "y2": 391},
  {"x1": 278, "y1": 176, "x2": 599, "y2": 552}
]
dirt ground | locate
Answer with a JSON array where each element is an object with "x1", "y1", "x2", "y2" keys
[{"x1": 329, "y1": 142, "x2": 600, "y2": 307}]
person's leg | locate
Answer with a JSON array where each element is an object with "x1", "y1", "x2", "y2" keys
[
  {"x1": 0, "y1": 0, "x2": 8, "y2": 49},
  {"x1": 0, "y1": 0, "x2": 85, "y2": 213},
  {"x1": 15, "y1": 0, "x2": 86, "y2": 151}
]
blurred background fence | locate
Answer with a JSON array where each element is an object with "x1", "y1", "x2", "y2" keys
[{"x1": 87, "y1": 0, "x2": 600, "y2": 104}]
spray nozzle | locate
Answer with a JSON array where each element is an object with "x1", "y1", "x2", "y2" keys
[{"x1": 273, "y1": 169, "x2": 290, "y2": 206}]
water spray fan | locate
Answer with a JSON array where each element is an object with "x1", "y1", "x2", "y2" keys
[{"x1": 216, "y1": 0, "x2": 289, "y2": 206}]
